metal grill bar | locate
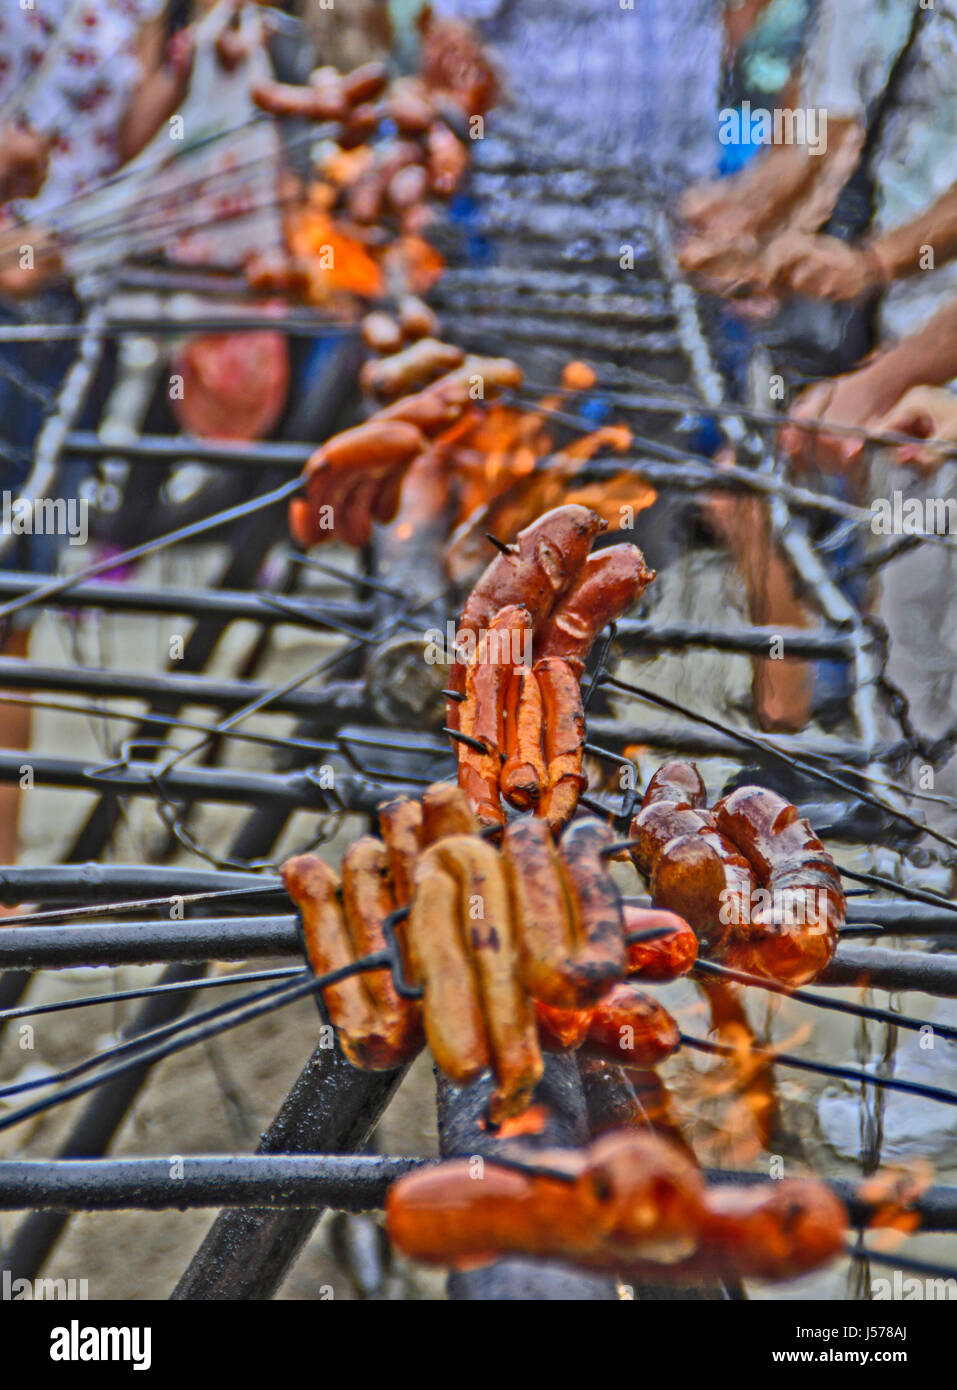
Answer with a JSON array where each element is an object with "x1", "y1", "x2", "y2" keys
[
  {"x1": 585, "y1": 715, "x2": 901, "y2": 766},
  {"x1": 62, "y1": 431, "x2": 310, "y2": 467},
  {"x1": 0, "y1": 917, "x2": 301, "y2": 967},
  {"x1": 171, "y1": 1047, "x2": 409, "y2": 1300},
  {"x1": 0, "y1": 570, "x2": 367, "y2": 627},
  {"x1": 0, "y1": 656, "x2": 369, "y2": 721},
  {"x1": 613, "y1": 619, "x2": 854, "y2": 659},
  {"x1": 0, "y1": 1156, "x2": 953, "y2": 1228},
  {"x1": 0, "y1": 864, "x2": 276, "y2": 904},
  {"x1": 0, "y1": 749, "x2": 394, "y2": 812}
]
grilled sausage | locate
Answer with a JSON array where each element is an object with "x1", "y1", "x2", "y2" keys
[
  {"x1": 338, "y1": 102, "x2": 380, "y2": 149},
  {"x1": 420, "y1": 783, "x2": 479, "y2": 843},
  {"x1": 387, "y1": 1129, "x2": 846, "y2": 1280},
  {"x1": 557, "y1": 818, "x2": 627, "y2": 997},
  {"x1": 397, "y1": 294, "x2": 441, "y2": 341},
  {"x1": 387, "y1": 1157, "x2": 587, "y2": 1269},
  {"x1": 377, "y1": 796, "x2": 424, "y2": 904},
  {"x1": 643, "y1": 758, "x2": 708, "y2": 809},
  {"x1": 465, "y1": 605, "x2": 531, "y2": 758},
  {"x1": 387, "y1": 1130, "x2": 706, "y2": 1270},
  {"x1": 534, "y1": 999, "x2": 593, "y2": 1051},
  {"x1": 292, "y1": 420, "x2": 426, "y2": 547},
  {"x1": 536, "y1": 544, "x2": 655, "y2": 677},
  {"x1": 362, "y1": 311, "x2": 404, "y2": 355},
  {"x1": 360, "y1": 338, "x2": 465, "y2": 400},
  {"x1": 378, "y1": 376, "x2": 473, "y2": 435},
  {"x1": 281, "y1": 854, "x2": 379, "y2": 1068},
  {"x1": 448, "y1": 505, "x2": 605, "y2": 725},
  {"x1": 502, "y1": 818, "x2": 580, "y2": 1008},
  {"x1": 581, "y1": 983, "x2": 681, "y2": 1068},
  {"x1": 433, "y1": 835, "x2": 543, "y2": 1122},
  {"x1": 252, "y1": 80, "x2": 346, "y2": 122},
  {"x1": 455, "y1": 604, "x2": 532, "y2": 826},
  {"x1": 710, "y1": 786, "x2": 845, "y2": 985},
  {"x1": 311, "y1": 419, "x2": 426, "y2": 477},
  {"x1": 341, "y1": 61, "x2": 389, "y2": 106},
  {"x1": 628, "y1": 762, "x2": 754, "y2": 952},
  {"x1": 696, "y1": 1179, "x2": 848, "y2": 1280},
  {"x1": 622, "y1": 906, "x2": 698, "y2": 981},
  {"x1": 457, "y1": 699, "x2": 506, "y2": 831},
  {"x1": 407, "y1": 849, "x2": 490, "y2": 1084},
  {"x1": 341, "y1": 837, "x2": 422, "y2": 1065},
  {"x1": 501, "y1": 664, "x2": 546, "y2": 810},
  {"x1": 649, "y1": 833, "x2": 754, "y2": 955},
  {"x1": 534, "y1": 656, "x2": 586, "y2": 831}
]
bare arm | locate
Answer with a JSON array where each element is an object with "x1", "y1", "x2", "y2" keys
[
  {"x1": 870, "y1": 179, "x2": 957, "y2": 284},
  {"x1": 117, "y1": 17, "x2": 193, "y2": 164},
  {"x1": 722, "y1": 0, "x2": 780, "y2": 58},
  {"x1": 779, "y1": 296, "x2": 957, "y2": 474}
]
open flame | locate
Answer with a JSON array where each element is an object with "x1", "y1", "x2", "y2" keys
[{"x1": 440, "y1": 362, "x2": 657, "y2": 584}]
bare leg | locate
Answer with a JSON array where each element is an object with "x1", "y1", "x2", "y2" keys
[
  {"x1": 705, "y1": 491, "x2": 815, "y2": 732},
  {"x1": 0, "y1": 626, "x2": 31, "y2": 902}
]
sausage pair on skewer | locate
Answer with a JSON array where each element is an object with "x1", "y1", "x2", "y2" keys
[
  {"x1": 629, "y1": 759, "x2": 844, "y2": 985},
  {"x1": 450, "y1": 504, "x2": 655, "y2": 831},
  {"x1": 282, "y1": 783, "x2": 694, "y2": 1123},
  {"x1": 386, "y1": 1128, "x2": 848, "y2": 1282},
  {"x1": 288, "y1": 355, "x2": 522, "y2": 549}
]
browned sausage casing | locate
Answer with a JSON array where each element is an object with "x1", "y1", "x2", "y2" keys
[
  {"x1": 628, "y1": 761, "x2": 754, "y2": 952},
  {"x1": 433, "y1": 836, "x2": 544, "y2": 1122},
  {"x1": 642, "y1": 758, "x2": 708, "y2": 809},
  {"x1": 447, "y1": 505, "x2": 605, "y2": 726},
  {"x1": 360, "y1": 338, "x2": 465, "y2": 400},
  {"x1": 361, "y1": 311, "x2": 404, "y2": 355},
  {"x1": 420, "y1": 783, "x2": 479, "y2": 844},
  {"x1": 581, "y1": 983, "x2": 681, "y2": 1068},
  {"x1": 281, "y1": 854, "x2": 379, "y2": 1068},
  {"x1": 502, "y1": 818, "x2": 580, "y2": 1008},
  {"x1": 622, "y1": 906, "x2": 698, "y2": 980},
  {"x1": 341, "y1": 837, "x2": 423, "y2": 1065},
  {"x1": 711, "y1": 786, "x2": 844, "y2": 984},
  {"x1": 534, "y1": 655, "x2": 586, "y2": 831},
  {"x1": 536, "y1": 544, "x2": 655, "y2": 677},
  {"x1": 557, "y1": 818, "x2": 627, "y2": 998},
  {"x1": 501, "y1": 665, "x2": 546, "y2": 810},
  {"x1": 407, "y1": 849, "x2": 490, "y2": 1084}
]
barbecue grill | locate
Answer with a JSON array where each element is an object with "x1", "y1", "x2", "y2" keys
[{"x1": 1, "y1": 92, "x2": 956, "y2": 1305}]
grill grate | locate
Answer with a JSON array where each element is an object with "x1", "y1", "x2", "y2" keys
[{"x1": 1, "y1": 118, "x2": 955, "y2": 1303}]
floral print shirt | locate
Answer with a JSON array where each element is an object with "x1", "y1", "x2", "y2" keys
[{"x1": 0, "y1": 0, "x2": 163, "y2": 222}]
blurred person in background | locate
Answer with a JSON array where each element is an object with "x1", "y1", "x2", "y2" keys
[
  {"x1": 680, "y1": 0, "x2": 957, "y2": 784},
  {"x1": 411, "y1": 0, "x2": 781, "y2": 187},
  {"x1": 0, "y1": 1, "x2": 303, "y2": 879},
  {"x1": 0, "y1": 0, "x2": 180, "y2": 884}
]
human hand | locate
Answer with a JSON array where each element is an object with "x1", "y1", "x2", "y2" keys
[
  {"x1": 778, "y1": 363, "x2": 902, "y2": 475},
  {"x1": 762, "y1": 230, "x2": 885, "y2": 301},
  {"x1": 872, "y1": 386, "x2": 957, "y2": 475},
  {"x1": 0, "y1": 125, "x2": 52, "y2": 203}
]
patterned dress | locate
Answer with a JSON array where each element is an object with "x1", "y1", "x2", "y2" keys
[{"x1": 0, "y1": 0, "x2": 164, "y2": 223}]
